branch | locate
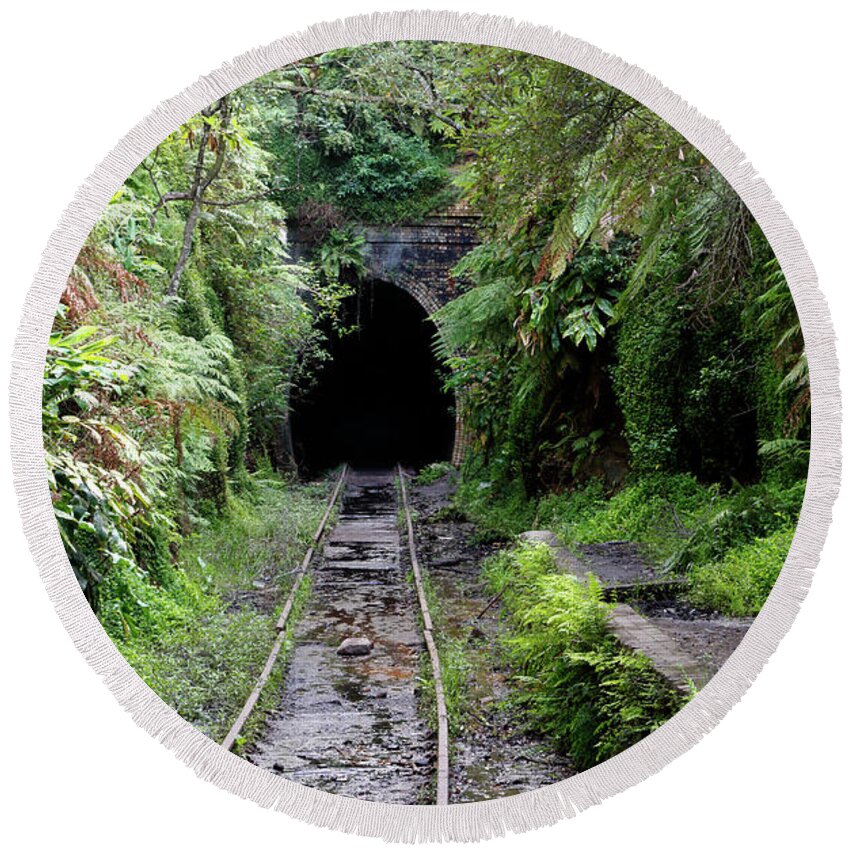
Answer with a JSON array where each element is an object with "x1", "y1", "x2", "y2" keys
[
  {"x1": 166, "y1": 97, "x2": 232, "y2": 297},
  {"x1": 262, "y1": 82, "x2": 462, "y2": 133},
  {"x1": 142, "y1": 161, "x2": 172, "y2": 223},
  {"x1": 199, "y1": 192, "x2": 268, "y2": 208}
]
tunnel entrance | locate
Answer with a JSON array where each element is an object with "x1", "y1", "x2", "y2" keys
[{"x1": 292, "y1": 280, "x2": 455, "y2": 473}]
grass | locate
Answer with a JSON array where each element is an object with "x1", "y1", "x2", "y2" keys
[
  {"x1": 537, "y1": 473, "x2": 714, "y2": 563},
  {"x1": 415, "y1": 461, "x2": 456, "y2": 486},
  {"x1": 453, "y1": 473, "x2": 537, "y2": 541},
  {"x1": 181, "y1": 476, "x2": 331, "y2": 594},
  {"x1": 688, "y1": 525, "x2": 795, "y2": 616},
  {"x1": 97, "y1": 473, "x2": 330, "y2": 745},
  {"x1": 409, "y1": 566, "x2": 472, "y2": 735},
  {"x1": 536, "y1": 473, "x2": 804, "y2": 614}
]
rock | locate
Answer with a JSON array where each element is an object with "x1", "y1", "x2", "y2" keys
[
  {"x1": 337, "y1": 636, "x2": 373, "y2": 656},
  {"x1": 252, "y1": 579, "x2": 266, "y2": 590},
  {"x1": 413, "y1": 755, "x2": 430, "y2": 767},
  {"x1": 272, "y1": 762, "x2": 286, "y2": 773}
]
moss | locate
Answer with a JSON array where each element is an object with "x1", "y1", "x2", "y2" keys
[{"x1": 611, "y1": 269, "x2": 684, "y2": 473}]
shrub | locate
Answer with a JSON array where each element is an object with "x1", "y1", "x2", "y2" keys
[
  {"x1": 688, "y1": 525, "x2": 795, "y2": 616},
  {"x1": 669, "y1": 478, "x2": 804, "y2": 572},
  {"x1": 484, "y1": 542, "x2": 687, "y2": 769},
  {"x1": 454, "y1": 465, "x2": 537, "y2": 540},
  {"x1": 540, "y1": 473, "x2": 713, "y2": 562},
  {"x1": 538, "y1": 473, "x2": 804, "y2": 585},
  {"x1": 415, "y1": 461, "x2": 456, "y2": 486}
]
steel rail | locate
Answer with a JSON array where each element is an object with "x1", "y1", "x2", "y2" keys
[
  {"x1": 220, "y1": 463, "x2": 348, "y2": 752},
  {"x1": 397, "y1": 464, "x2": 450, "y2": 806}
]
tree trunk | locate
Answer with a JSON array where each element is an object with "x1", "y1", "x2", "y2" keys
[{"x1": 167, "y1": 97, "x2": 231, "y2": 298}]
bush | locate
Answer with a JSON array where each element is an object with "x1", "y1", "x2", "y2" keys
[
  {"x1": 538, "y1": 473, "x2": 803, "y2": 584},
  {"x1": 415, "y1": 461, "x2": 456, "y2": 486},
  {"x1": 540, "y1": 473, "x2": 713, "y2": 562},
  {"x1": 484, "y1": 542, "x2": 686, "y2": 769},
  {"x1": 454, "y1": 471, "x2": 537, "y2": 540},
  {"x1": 688, "y1": 525, "x2": 795, "y2": 616},
  {"x1": 669, "y1": 478, "x2": 804, "y2": 572}
]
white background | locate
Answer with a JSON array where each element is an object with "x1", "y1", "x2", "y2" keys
[{"x1": 1, "y1": 2, "x2": 847, "y2": 847}]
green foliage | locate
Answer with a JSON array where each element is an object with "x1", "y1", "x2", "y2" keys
[
  {"x1": 688, "y1": 526, "x2": 796, "y2": 616},
  {"x1": 99, "y1": 475, "x2": 328, "y2": 743},
  {"x1": 43, "y1": 324, "x2": 174, "y2": 601},
  {"x1": 484, "y1": 542, "x2": 686, "y2": 769},
  {"x1": 611, "y1": 271, "x2": 683, "y2": 473},
  {"x1": 453, "y1": 457, "x2": 537, "y2": 540},
  {"x1": 255, "y1": 42, "x2": 465, "y2": 225},
  {"x1": 317, "y1": 228, "x2": 367, "y2": 281},
  {"x1": 432, "y1": 46, "x2": 806, "y2": 497},
  {"x1": 539, "y1": 474, "x2": 712, "y2": 563},
  {"x1": 414, "y1": 461, "x2": 456, "y2": 486},
  {"x1": 538, "y1": 473, "x2": 802, "y2": 612},
  {"x1": 46, "y1": 79, "x2": 354, "y2": 601},
  {"x1": 667, "y1": 478, "x2": 804, "y2": 572}
]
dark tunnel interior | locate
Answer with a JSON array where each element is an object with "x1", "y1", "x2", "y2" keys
[{"x1": 291, "y1": 281, "x2": 455, "y2": 473}]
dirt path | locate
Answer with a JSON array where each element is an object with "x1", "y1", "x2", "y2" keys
[{"x1": 247, "y1": 469, "x2": 433, "y2": 804}]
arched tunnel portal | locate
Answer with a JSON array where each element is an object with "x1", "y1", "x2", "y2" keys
[{"x1": 291, "y1": 280, "x2": 456, "y2": 473}]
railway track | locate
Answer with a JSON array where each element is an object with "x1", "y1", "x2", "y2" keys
[{"x1": 222, "y1": 465, "x2": 449, "y2": 805}]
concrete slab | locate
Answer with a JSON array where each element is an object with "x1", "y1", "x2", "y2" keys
[
  {"x1": 520, "y1": 529, "x2": 711, "y2": 692},
  {"x1": 607, "y1": 604, "x2": 711, "y2": 691}
]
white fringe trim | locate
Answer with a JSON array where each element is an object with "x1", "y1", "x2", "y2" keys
[{"x1": 8, "y1": 10, "x2": 841, "y2": 843}]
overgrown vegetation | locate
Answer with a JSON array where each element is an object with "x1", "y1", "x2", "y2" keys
[
  {"x1": 99, "y1": 476, "x2": 328, "y2": 745},
  {"x1": 411, "y1": 566, "x2": 471, "y2": 734},
  {"x1": 431, "y1": 47, "x2": 807, "y2": 613},
  {"x1": 45, "y1": 41, "x2": 808, "y2": 762},
  {"x1": 415, "y1": 461, "x2": 456, "y2": 486},
  {"x1": 688, "y1": 526, "x2": 796, "y2": 616},
  {"x1": 484, "y1": 542, "x2": 687, "y2": 770}
]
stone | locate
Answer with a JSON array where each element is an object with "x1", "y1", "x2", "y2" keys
[
  {"x1": 337, "y1": 636, "x2": 373, "y2": 657},
  {"x1": 413, "y1": 755, "x2": 430, "y2": 767}
]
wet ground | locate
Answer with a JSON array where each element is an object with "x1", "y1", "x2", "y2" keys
[
  {"x1": 246, "y1": 468, "x2": 747, "y2": 805},
  {"x1": 632, "y1": 597, "x2": 752, "y2": 673},
  {"x1": 408, "y1": 475, "x2": 574, "y2": 802},
  {"x1": 247, "y1": 469, "x2": 433, "y2": 804}
]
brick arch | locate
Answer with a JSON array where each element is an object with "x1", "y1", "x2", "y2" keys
[
  {"x1": 391, "y1": 273, "x2": 444, "y2": 318},
  {"x1": 287, "y1": 206, "x2": 480, "y2": 466}
]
